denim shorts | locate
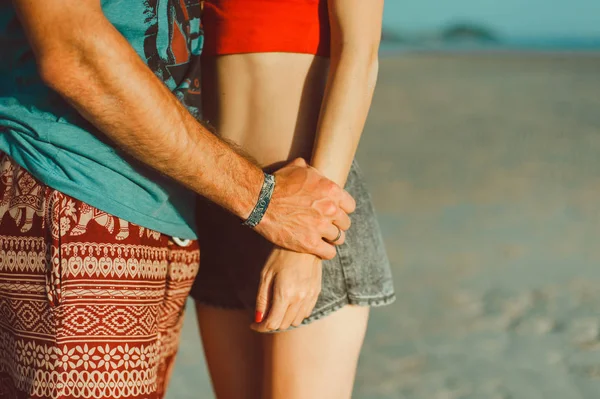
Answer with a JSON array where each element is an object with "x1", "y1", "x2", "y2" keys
[{"x1": 189, "y1": 160, "x2": 395, "y2": 325}]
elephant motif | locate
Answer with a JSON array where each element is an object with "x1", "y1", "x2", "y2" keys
[
  {"x1": 70, "y1": 202, "x2": 130, "y2": 240},
  {"x1": 0, "y1": 156, "x2": 46, "y2": 233},
  {"x1": 0, "y1": 155, "x2": 133, "y2": 240}
]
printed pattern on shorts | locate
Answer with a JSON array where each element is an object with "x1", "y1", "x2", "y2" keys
[{"x1": 0, "y1": 153, "x2": 200, "y2": 399}]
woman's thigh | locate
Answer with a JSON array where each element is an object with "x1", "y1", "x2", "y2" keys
[
  {"x1": 195, "y1": 303, "x2": 263, "y2": 399},
  {"x1": 262, "y1": 305, "x2": 370, "y2": 399}
]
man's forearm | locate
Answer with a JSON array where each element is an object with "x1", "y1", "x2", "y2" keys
[{"x1": 31, "y1": 7, "x2": 261, "y2": 219}]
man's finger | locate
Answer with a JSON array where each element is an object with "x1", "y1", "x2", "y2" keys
[
  {"x1": 290, "y1": 157, "x2": 307, "y2": 168},
  {"x1": 338, "y1": 189, "x2": 356, "y2": 214},
  {"x1": 314, "y1": 241, "x2": 336, "y2": 260},
  {"x1": 333, "y1": 207, "x2": 351, "y2": 231},
  {"x1": 323, "y1": 223, "x2": 346, "y2": 245}
]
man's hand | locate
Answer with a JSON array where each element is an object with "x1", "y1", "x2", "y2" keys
[
  {"x1": 255, "y1": 158, "x2": 356, "y2": 260},
  {"x1": 251, "y1": 248, "x2": 322, "y2": 332}
]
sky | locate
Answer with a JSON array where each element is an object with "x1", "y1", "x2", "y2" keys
[{"x1": 384, "y1": 0, "x2": 600, "y2": 38}]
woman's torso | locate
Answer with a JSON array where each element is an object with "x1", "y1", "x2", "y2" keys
[
  {"x1": 200, "y1": 0, "x2": 331, "y2": 167},
  {"x1": 201, "y1": 53, "x2": 329, "y2": 168}
]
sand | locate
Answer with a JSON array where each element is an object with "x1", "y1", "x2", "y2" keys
[{"x1": 167, "y1": 53, "x2": 600, "y2": 399}]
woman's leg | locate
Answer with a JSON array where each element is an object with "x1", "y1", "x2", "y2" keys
[
  {"x1": 262, "y1": 305, "x2": 370, "y2": 399},
  {"x1": 195, "y1": 303, "x2": 263, "y2": 399}
]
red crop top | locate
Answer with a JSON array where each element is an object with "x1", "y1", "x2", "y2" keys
[{"x1": 201, "y1": 0, "x2": 331, "y2": 57}]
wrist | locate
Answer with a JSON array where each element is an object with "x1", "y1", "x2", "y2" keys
[
  {"x1": 233, "y1": 162, "x2": 265, "y2": 220},
  {"x1": 242, "y1": 172, "x2": 275, "y2": 227},
  {"x1": 278, "y1": 247, "x2": 321, "y2": 263}
]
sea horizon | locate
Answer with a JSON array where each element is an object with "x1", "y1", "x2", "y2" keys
[{"x1": 380, "y1": 36, "x2": 600, "y2": 55}]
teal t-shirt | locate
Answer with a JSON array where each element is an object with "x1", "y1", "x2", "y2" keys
[{"x1": 0, "y1": 0, "x2": 204, "y2": 239}]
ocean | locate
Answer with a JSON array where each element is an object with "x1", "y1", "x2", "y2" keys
[{"x1": 380, "y1": 37, "x2": 600, "y2": 55}]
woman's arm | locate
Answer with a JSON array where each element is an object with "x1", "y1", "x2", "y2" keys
[
  {"x1": 311, "y1": 0, "x2": 384, "y2": 185},
  {"x1": 251, "y1": 0, "x2": 384, "y2": 332}
]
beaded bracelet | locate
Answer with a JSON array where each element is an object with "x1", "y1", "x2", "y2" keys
[{"x1": 242, "y1": 172, "x2": 276, "y2": 228}]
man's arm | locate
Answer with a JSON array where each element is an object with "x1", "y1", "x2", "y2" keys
[
  {"x1": 12, "y1": 0, "x2": 355, "y2": 259},
  {"x1": 15, "y1": 0, "x2": 261, "y2": 219}
]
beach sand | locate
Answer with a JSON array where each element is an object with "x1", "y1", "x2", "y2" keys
[{"x1": 167, "y1": 53, "x2": 600, "y2": 399}]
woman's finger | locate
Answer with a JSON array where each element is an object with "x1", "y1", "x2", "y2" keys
[
  {"x1": 338, "y1": 189, "x2": 356, "y2": 214},
  {"x1": 254, "y1": 270, "x2": 272, "y2": 324},
  {"x1": 260, "y1": 302, "x2": 288, "y2": 332},
  {"x1": 302, "y1": 267, "x2": 322, "y2": 321},
  {"x1": 252, "y1": 283, "x2": 289, "y2": 332},
  {"x1": 292, "y1": 302, "x2": 310, "y2": 327},
  {"x1": 279, "y1": 301, "x2": 303, "y2": 331},
  {"x1": 305, "y1": 292, "x2": 320, "y2": 318},
  {"x1": 291, "y1": 289, "x2": 320, "y2": 327}
]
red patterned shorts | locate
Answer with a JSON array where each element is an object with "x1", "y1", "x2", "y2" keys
[{"x1": 0, "y1": 153, "x2": 200, "y2": 399}]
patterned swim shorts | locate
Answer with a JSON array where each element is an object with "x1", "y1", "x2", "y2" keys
[{"x1": 0, "y1": 153, "x2": 200, "y2": 399}]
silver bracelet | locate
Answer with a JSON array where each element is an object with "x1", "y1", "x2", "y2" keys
[{"x1": 242, "y1": 172, "x2": 276, "y2": 228}]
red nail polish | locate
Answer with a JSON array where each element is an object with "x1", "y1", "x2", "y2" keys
[{"x1": 255, "y1": 311, "x2": 264, "y2": 323}]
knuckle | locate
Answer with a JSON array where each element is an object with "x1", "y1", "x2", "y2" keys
[
  {"x1": 276, "y1": 290, "x2": 289, "y2": 302},
  {"x1": 292, "y1": 320, "x2": 302, "y2": 327},
  {"x1": 325, "y1": 202, "x2": 337, "y2": 216},
  {"x1": 326, "y1": 181, "x2": 337, "y2": 193},
  {"x1": 277, "y1": 294, "x2": 288, "y2": 304}
]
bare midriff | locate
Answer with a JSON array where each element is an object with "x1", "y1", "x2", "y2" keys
[{"x1": 201, "y1": 53, "x2": 330, "y2": 169}]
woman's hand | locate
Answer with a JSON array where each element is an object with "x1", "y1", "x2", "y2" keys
[{"x1": 251, "y1": 247, "x2": 323, "y2": 332}]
